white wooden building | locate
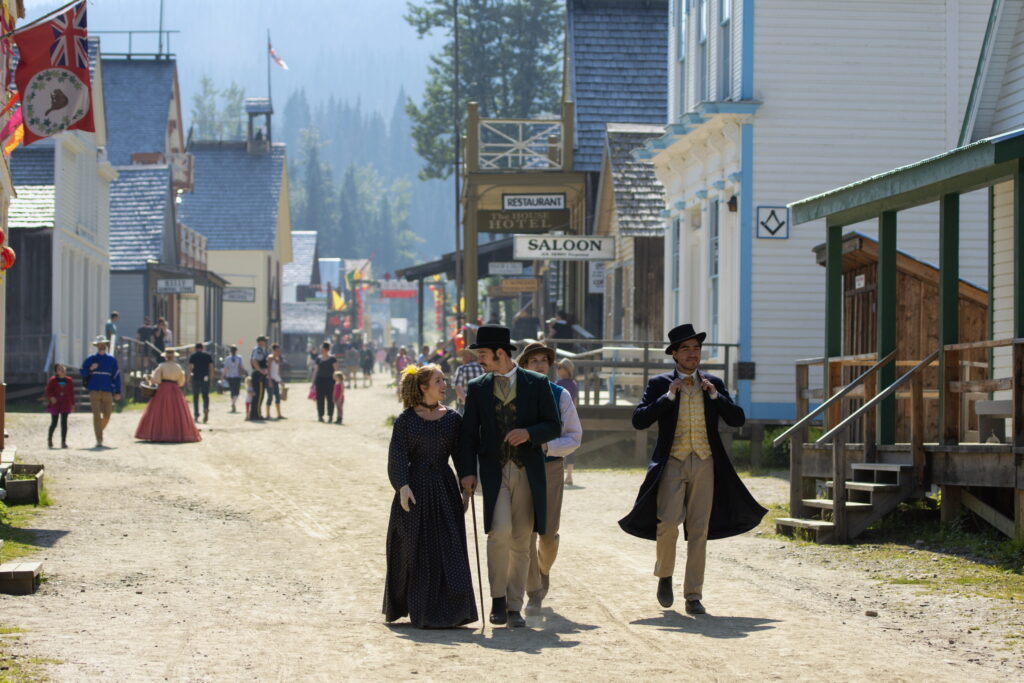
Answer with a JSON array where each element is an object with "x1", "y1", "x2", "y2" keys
[{"x1": 640, "y1": 0, "x2": 991, "y2": 420}]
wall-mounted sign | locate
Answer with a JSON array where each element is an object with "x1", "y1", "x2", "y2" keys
[
  {"x1": 223, "y1": 287, "x2": 257, "y2": 303},
  {"x1": 379, "y1": 278, "x2": 418, "y2": 299},
  {"x1": 502, "y1": 193, "x2": 566, "y2": 211},
  {"x1": 479, "y1": 209, "x2": 570, "y2": 234},
  {"x1": 488, "y1": 261, "x2": 524, "y2": 276},
  {"x1": 155, "y1": 278, "x2": 195, "y2": 294},
  {"x1": 756, "y1": 206, "x2": 789, "y2": 239},
  {"x1": 498, "y1": 278, "x2": 539, "y2": 293},
  {"x1": 513, "y1": 234, "x2": 615, "y2": 261},
  {"x1": 588, "y1": 262, "x2": 606, "y2": 294},
  {"x1": 854, "y1": 274, "x2": 866, "y2": 290}
]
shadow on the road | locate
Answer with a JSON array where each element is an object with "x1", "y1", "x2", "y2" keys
[
  {"x1": 386, "y1": 620, "x2": 583, "y2": 654},
  {"x1": 631, "y1": 610, "x2": 779, "y2": 638},
  {"x1": 10, "y1": 528, "x2": 70, "y2": 548}
]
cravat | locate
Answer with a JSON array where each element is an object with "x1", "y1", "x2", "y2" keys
[
  {"x1": 495, "y1": 374, "x2": 511, "y2": 402},
  {"x1": 683, "y1": 376, "x2": 695, "y2": 387}
]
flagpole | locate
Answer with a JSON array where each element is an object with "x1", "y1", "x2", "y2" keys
[
  {"x1": 3, "y1": 0, "x2": 81, "y2": 39},
  {"x1": 266, "y1": 29, "x2": 272, "y2": 104}
]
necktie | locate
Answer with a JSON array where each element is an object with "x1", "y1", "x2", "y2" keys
[
  {"x1": 496, "y1": 374, "x2": 511, "y2": 402},
  {"x1": 683, "y1": 375, "x2": 695, "y2": 387}
]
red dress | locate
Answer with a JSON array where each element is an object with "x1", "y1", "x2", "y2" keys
[
  {"x1": 135, "y1": 363, "x2": 201, "y2": 443},
  {"x1": 44, "y1": 376, "x2": 76, "y2": 414}
]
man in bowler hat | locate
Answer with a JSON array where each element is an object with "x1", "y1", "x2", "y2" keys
[
  {"x1": 458, "y1": 326, "x2": 561, "y2": 628},
  {"x1": 619, "y1": 324, "x2": 766, "y2": 615}
]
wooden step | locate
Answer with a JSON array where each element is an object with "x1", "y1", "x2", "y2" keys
[
  {"x1": 826, "y1": 481, "x2": 901, "y2": 493},
  {"x1": 851, "y1": 463, "x2": 912, "y2": 472},
  {"x1": 801, "y1": 498, "x2": 874, "y2": 511},
  {"x1": 775, "y1": 517, "x2": 835, "y2": 542}
]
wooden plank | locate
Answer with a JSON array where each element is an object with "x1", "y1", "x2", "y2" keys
[
  {"x1": 911, "y1": 371, "x2": 926, "y2": 490},
  {"x1": 943, "y1": 338, "x2": 1020, "y2": 352},
  {"x1": 832, "y1": 430, "x2": 848, "y2": 543},
  {"x1": 943, "y1": 347, "x2": 961, "y2": 445},
  {"x1": 1014, "y1": 342, "x2": 1024, "y2": 448},
  {"x1": 929, "y1": 451, "x2": 1016, "y2": 486},
  {"x1": 1017, "y1": 488, "x2": 1024, "y2": 542},
  {"x1": 941, "y1": 485, "x2": 963, "y2": 523},
  {"x1": 791, "y1": 363, "x2": 809, "y2": 519},
  {"x1": 962, "y1": 489, "x2": 1014, "y2": 538},
  {"x1": 863, "y1": 372, "x2": 877, "y2": 460},
  {"x1": 949, "y1": 378, "x2": 1014, "y2": 393}
]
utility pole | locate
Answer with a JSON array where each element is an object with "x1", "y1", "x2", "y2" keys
[{"x1": 453, "y1": 0, "x2": 463, "y2": 330}]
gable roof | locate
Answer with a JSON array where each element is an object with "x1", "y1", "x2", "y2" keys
[
  {"x1": 283, "y1": 230, "x2": 319, "y2": 289},
  {"x1": 8, "y1": 185, "x2": 55, "y2": 229},
  {"x1": 567, "y1": 0, "x2": 669, "y2": 172},
  {"x1": 9, "y1": 141, "x2": 55, "y2": 185},
  {"x1": 604, "y1": 123, "x2": 667, "y2": 235},
  {"x1": 178, "y1": 142, "x2": 287, "y2": 251},
  {"x1": 101, "y1": 58, "x2": 176, "y2": 165},
  {"x1": 108, "y1": 165, "x2": 172, "y2": 270}
]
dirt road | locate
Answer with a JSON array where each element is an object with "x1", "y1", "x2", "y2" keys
[{"x1": 1, "y1": 376, "x2": 1021, "y2": 680}]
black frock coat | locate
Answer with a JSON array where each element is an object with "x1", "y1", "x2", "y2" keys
[
  {"x1": 618, "y1": 369, "x2": 768, "y2": 541},
  {"x1": 457, "y1": 367, "x2": 562, "y2": 535}
]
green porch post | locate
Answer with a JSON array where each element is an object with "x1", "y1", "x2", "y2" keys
[
  {"x1": 877, "y1": 211, "x2": 897, "y2": 445},
  {"x1": 826, "y1": 222, "x2": 843, "y2": 359},
  {"x1": 1016, "y1": 160, "x2": 1024, "y2": 339},
  {"x1": 939, "y1": 192, "x2": 960, "y2": 445}
]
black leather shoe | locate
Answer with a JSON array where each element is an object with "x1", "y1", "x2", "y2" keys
[
  {"x1": 507, "y1": 610, "x2": 526, "y2": 628},
  {"x1": 489, "y1": 597, "x2": 508, "y2": 625},
  {"x1": 657, "y1": 577, "x2": 674, "y2": 608},
  {"x1": 685, "y1": 599, "x2": 706, "y2": 615}
]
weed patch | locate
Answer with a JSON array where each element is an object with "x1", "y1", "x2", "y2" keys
[{"x1": 0, "y1": 502, "x2": 46, "y2": 562}]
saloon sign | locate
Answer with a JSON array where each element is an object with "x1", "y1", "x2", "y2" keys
[{"x1": 513, "y1": 234, "x2": 615, "y2": 261}]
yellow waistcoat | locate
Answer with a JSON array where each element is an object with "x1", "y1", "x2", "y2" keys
[{"x1": 670, "y1": 379, "x2": 712, "y2": 460}]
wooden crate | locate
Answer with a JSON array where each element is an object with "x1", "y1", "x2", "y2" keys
[
  {"x1": 2, "y1": 464, "x2": 44, "y2": 505},
  {"x1": 0, "y1": 561, "x2": 42, "y2": 595}
]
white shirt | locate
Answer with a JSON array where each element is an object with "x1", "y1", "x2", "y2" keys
[
  {"x1": 544, "y1": 386, "x2": 583, "y2": 458},
  {"x1": 496, "y1": 363, "x2": 519, "y2": 389},
  {"x1": 222, "y1": 355, "x2": 244, "y2": 378},
  {"x1": 667, "y1": 369, "x2": 718, "y2": 400},
  {"x1": 269, "y1": 356, "x2": 282, "y2": 382}
]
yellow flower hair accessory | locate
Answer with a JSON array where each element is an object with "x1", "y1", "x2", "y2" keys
[{"x1": 402, "y1": 364, "x2": 419, "y2": 377}]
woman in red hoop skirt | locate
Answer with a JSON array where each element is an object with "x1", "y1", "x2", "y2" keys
[{"x1": 136, "y1": 348, "x2": 201, "y2": 443}]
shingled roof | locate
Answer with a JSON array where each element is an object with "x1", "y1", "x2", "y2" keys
[
  {"x1": 567, "y1": 0, "x2": 669, "y2": 172},
  {"x1": 101, "y1": 58, "x2": 175, "y2": 166},
  {"x1": 282, "y1": 301, "x2": 327, "y2": 336},
  {"x1": 605, "y1": 124, "x2": 666, "y2": 236},
  {"x1": 8, "y1": 185, "x2": 55, "y2": 229},
  {"x1": 283, "y1": 230, "x2": 319, "y2": 290},
  {"x1": 9, "y1": 141, "x2": 55, "y2": 186},
  {"x1": 178, "y1": 142, "x2": 287, "y2": 251},
  {"x1": 108, "y1": 166, "x2": 172, "y2": 271}
]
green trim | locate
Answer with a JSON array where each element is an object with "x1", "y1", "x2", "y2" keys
[
  {"x1": 1016, "y1": 160, "x2": 1024, "y2": 338},
  {"x1": 877, "y1": 211, "x2": 897, "y2": 445},
  {"x1": 988, "y1": 185, "x2": 995, "y2": 378},
  {"x1": 790, "y1": 130, "x2": 1024, "y2": 227},
  {"x1": 959, "y1": 0, "x2": 1003, "y2": 146},
  {"x1": 826, "y1": 222, "x2": 843, "y2": 359},
  {"x1": 938, "y1": 192, "x2": 960, "y2": 445}
]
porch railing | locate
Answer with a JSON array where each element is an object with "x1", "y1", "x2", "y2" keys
[{"x1": 477, "y1": 118, "x2": 564, "y2": 171}]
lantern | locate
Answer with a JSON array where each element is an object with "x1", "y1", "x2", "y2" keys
[{"x1": 0, "y1": 245, "x2": 14, "y2": 271}]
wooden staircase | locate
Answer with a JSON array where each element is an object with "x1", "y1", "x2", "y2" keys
[{"x1": 775, "y1": 461, "x2": 916, "y2": 543}]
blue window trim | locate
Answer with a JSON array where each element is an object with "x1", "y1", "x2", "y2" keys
[
  {"x1": 741, "y1": 0, "x2": 754, "y2": 99},
  {"x1": 749, "y1": 401, "x2": 796, "y2": 421},
  {"x1": 738, "y1": 122, "x2": 753, "y2": 413}
]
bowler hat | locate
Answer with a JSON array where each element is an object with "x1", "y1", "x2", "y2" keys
[
  {"x1": 469, "y1": 325, "x2": 517, "y2": 355},
  {"x1": 665, "y1": 323, "x2": 707, "y2": 355},
  {"x1": 518, "y1": 341, "x2": 556, "y2": 366}
]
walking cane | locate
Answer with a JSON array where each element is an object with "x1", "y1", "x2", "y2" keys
[{"x1": 469, "y1": 492, "x2": 486, "y2": 634}]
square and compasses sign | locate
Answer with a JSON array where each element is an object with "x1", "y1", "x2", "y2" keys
[{"x1": 756, "y1": 206, "x2": 789, "y2": 239}]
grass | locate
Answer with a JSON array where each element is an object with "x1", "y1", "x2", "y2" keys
[
  {"x1": 0, "y1": 647, "x2": 58, "y2": 683},
  {"x1": 0, "y1": 501, "x2": 48, "y2": 563}
]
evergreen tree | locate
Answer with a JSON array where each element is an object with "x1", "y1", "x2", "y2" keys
[
  {"x1": 191, "y1": 76, "x2": 220, "y2": 139},
  {"x1": 298, "y1": 128, "x2": 332, "y2": 232},
  {"x1": 404, "y1": 0, "x2": 563, "y2": 179}
]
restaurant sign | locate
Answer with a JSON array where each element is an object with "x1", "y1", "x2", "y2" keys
[{"x1": 502, "y1": 193, "x2": 566, "y2": 211}]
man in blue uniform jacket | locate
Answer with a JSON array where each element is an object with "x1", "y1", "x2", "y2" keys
[
  {"x1": 619, "y1": 324, "x2": 766, "y2": 615},
  {"x1": 81, "y1": 336, "x2": 122, "y2": 448}
]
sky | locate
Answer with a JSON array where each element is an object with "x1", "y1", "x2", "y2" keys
[{"x1": 22, "y1": 0, "x2": 446, "y2": 121}]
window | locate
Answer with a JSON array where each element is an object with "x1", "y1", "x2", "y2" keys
[
  {"x1": 697, "y1": 0, "x2": 708, "y2": 102},
  {"x1": 678, "y1": 0, "x2": 687, "y2": 117},
  {"x1": 708, "y1": 201, "x2": 720, "y2": 345},
  {"x1": 672, "y1": 217, "x2": 682, "y2": 325},
  {"x1": 718, "y1": 0, "x2": 731, "y2": 101}
]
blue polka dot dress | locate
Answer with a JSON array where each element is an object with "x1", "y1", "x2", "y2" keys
[{"x1": 383, "y1": 408, "x2": 478, "y2": 628}]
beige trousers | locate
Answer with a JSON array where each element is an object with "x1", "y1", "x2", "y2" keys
[
  {"x1": 655, "y1": 453, "x2": 714, "y2": 601},
  {"x1": 89, "y1": 391, "x2": 114, "y2": 443},
  {"x1": 487, "y1": 461, "x2": 535, "y2": 611},
  {"x1": 526, "y1": 457, "x2": 564, "y2": 600}
]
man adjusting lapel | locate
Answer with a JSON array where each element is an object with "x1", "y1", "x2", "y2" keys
[
  {"x1": 458, "y1": 326, "x2": 561, "y2": 628},
  {"x1": 619, "y1": 324, "x2": 766, "y2": 615}
]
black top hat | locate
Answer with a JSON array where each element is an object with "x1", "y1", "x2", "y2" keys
[
  {"x1": 665, "y1": 323, "x2": 707, "y2": 355},
  {"x1": 469, "y1": 325, "x2": 517, "y2": 355}
]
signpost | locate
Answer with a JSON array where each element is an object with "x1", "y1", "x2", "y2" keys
[
  {"x1": 223, "y1": 287, "x2": 257, "y2": 303},
  {"x1": 513, "y1": 234, "x2": 615, "y2": 261},
  {"x1": 479, "y1": 209, "x2": 570, "y2": 234},
  {"x1": 488, "y1": 261, "x2": 524, "y2": 276},
  {"x1": 156, "y1": 278, "x2": 195, "y2": 294}
]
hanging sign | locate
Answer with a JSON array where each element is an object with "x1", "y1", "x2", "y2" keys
[
  {"x1": 488, "y1": 261, "x2": 524, "y2": 276},
  {"x1": 588, "y1": 262, "x2": 606, "y2": 294},
  {"x1": 479, "y1": 209, "x2": 570, "y2": 234},
  {"x1": 513, "y1": 234, "x2": 615, "y2": 261},
  {"x1": 156, "y1": 278, "x2": 195, "y2": 294},
  {"x1": 223, "y1": 287, "x2": 257, "y2": 302},
  {"x1": 379, "y1": 278, "x2": 418, "y2": 299},
  {"x1": 502, "y1": 193, "x2": 566, "y2": 211}
]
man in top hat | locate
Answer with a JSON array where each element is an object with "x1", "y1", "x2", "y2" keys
[
  {"x1": 517, "y1": 341, "x2": 582, "y2": 617},
  {"x1": 81, "y1": 336, "x2": 122, "y2": 448},
  {"x1": 458, "y1": 326, "x2": 561, "y2": 628},
  {"x1": 619, "y1": 324, "x2": 766, "y2": 615}
]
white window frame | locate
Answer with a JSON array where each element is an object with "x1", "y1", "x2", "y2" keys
[
  {"x1": 708, "y1": 200, "x2": 720, "y2": 346},
  {"x1": 678, "y1": 0, "x2": 688, "y2": 118},
  {"x1": 718, "y1": 0, "x2": 731, "y2": 101},
  {"x1": 697, "y1": 0, "x2": 709, "y2": 102}
]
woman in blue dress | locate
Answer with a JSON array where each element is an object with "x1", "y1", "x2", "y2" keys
[{"x1": 383, "y1": 364, "x2": 478, "y2": 628}]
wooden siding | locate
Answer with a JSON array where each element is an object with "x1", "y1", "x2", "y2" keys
[
  {"x1": 634, "y1": 237, "x2": 665, "y2": 339},
  {"x1": 4, "y1": 230, "x2": 53, "y2": 378},
  {"x1": 992, "y1": 180, "x2": 1014, "y2": 399},
  {"x1": 109, "y1": 272, "x2": 147, "y2": 341},
  {"x1": 992, "y1": 6, "x2": 1024, "y2": 133}
]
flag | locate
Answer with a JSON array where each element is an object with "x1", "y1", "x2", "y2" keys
[
  {"x1": 268, "y1": 42, "x2": 288, "y2": 70},
  {"x1": 14, "y1": 0, "x2": 94, "y2": 147},
  {"x1": 2, "y1": 107, "x2": 24, "y2": 156},
  {"x1": 331, "y1": 288, "x2": 347, "y2": 311}
]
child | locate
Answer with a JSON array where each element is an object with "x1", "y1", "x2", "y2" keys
[
  {"x1": 556, "y1": 358, "x2": 579, "y2": 486},
  {"x1": 332, "y1": 370, "x2": 345, "y2": 424},
  {"x1": 44, "y1": 363, "x2": 75, "y2": 448},
  {"x1": 244, "y1": 376, "x2": 254, "y2": 421}
]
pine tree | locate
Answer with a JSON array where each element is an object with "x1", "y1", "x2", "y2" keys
[{"x1": 191, "y1": 76, "x2": 220, "y2": 139}]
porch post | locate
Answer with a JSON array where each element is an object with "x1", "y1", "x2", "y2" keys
[
  {"x1": 877, "y1": 211, "x2": 897, "y2": 445},
  {"x1": 939, "y1": 192, "x2": 960, "y2": 445},
  {"x1": 464, "y1": 103, "x2": 480, "y2": 333},
  {"x1": 825, "y1": 221, "x2": 844, "y2": 430},
  {"x1": 417, "y1": 277, "x2": 425, "y2": 350},
  {"x1": 1016, "y1": 159, "x2": 1024, "y2": 340}
]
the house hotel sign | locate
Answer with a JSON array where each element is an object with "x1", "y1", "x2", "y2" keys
[
  {"x1": 479, "y1": 209, "x2": 570, "y2": 234},
  {"x1": 513, "y1": 234, "x2": 615, "y2": 261}
]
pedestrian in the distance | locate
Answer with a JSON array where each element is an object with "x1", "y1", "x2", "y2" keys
[
  {"x1": 80, "y1": 336, "x2": 121, "y2": 448},
  {"x1": 250, "y1": 335, "x2": 270, "y2": 421},
  {"x1": 332, "y1": 370, "x2": 345, "y2": 424},
  {"x1": 452, "y1": 348, "x2": 484, "y2": 413},
  {"x1": 361, "y1": 345, "x2": 375, "y2": 387},
  {"x1": 221, "y1": 345, "x2": 245, "y2": 413},
  {"x1": 345, "y1": 345, "x2": 360, "y2": 389},
  {"x1": 188, "y1": 342, "x2": 214, "y2": 423},
  {"x1": 313, "y1": 342, "x2": 337, "y2": 422},
  {"x1": 105, "y1": 311, "x2": 120, "y2": 344},
  {"x1": 244, "y1": 376, "x2": 254, "y2": 420},
  {"x1": 556, "y1": 358, "x2": 580, "y2": 486},
  {"x1": 135, "y1": 349, "x2": 201, "y2": 443},
  {"x1": 44, "y1": 363, "x2": 75, "y2": 449},
  {"x1": 266, "y1": 343, "x2": 285, "y2": 419}
]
